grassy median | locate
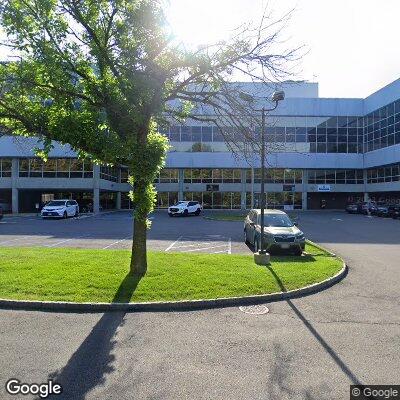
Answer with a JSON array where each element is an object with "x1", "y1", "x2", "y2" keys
[{"x1": 0, "y1": 243, "x2": 342, "y2": 303}]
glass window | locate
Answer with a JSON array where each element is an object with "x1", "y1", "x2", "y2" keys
[
  {"x1": 57, "y1": 159, "x2": 70, "y2": 178},
  {"x1": 19, "y1": 159, "x2": 29, "y2": 177},
  {"x1": 70, "y1": 159, "x2": 84, "y2": 178},
  {"x1": 202, "y1": 126, "x2": 212, "y2": 141},
  {"x1": 0, "y1": 158, "x2": 12, "y2": 177},
  {"x1": 336, "y1": 171, "x2": 345, "y2": 184},
  {"x1": 170, "y1": 126, "x2": 181, "y2": 141},
  {"x1": 212, "y1": 169, "x2": 222, "y2": 183},
  {"x1": 43, "y1": 159, "x2": 57, "y2": 178},
  {"x1": 30, "y1": 159, "x2": 43, "y2": 177}
]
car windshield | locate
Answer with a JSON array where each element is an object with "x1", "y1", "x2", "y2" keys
[
  {"x1": 46, "y1": 201, "x2": 66, "y2": 207},
  {"x1": 264, "y1": 214, "x2": 294, "y2": 227}
]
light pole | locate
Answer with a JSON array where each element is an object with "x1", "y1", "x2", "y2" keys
[{"x1": 258, "y1": 91, "x2": 285, "y2": 255}]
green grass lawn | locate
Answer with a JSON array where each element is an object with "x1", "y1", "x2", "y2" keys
[{"x1": 0, "y1": 244, "x2": 343, "y2": 303}]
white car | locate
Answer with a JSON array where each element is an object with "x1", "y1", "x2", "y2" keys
[
  {"x1": 168, "y1": 201, "x2": 202, "y2": 217},
  {"x1": 41, "y1": 199, "x2": 79, "y2": 219}
]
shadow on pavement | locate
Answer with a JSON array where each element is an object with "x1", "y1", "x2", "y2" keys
[
  {"x1": 267, "y1": 265, "x2": 363, "y2": 386},
  {"x1": 44, "y1": 274, "x2": 141, "y2": 399}
]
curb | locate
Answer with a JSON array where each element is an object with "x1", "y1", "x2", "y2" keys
[{"x1": 0, "y1": 262, "x2": 347, "y2": 314}]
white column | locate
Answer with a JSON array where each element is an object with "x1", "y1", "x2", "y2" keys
[
  {"x1": 178, "y1": 169, "x2": 184, "y2": 201},
  {"x1": 240, "y1": 169, "x2": 246, "y2": 210},
  {"x1": 302, "y1": 169, "x2": 308, "y2": 210},
  {"x1": 251, "y1": 167, "x2": 254, "y2": 208},
  {"x1": 93, "y1": 164, "x2": 100, "y2": 213},
  {"x1": 363, "y1": 169, "x2": 369, "y2": 201},
  {"x1": 116, "y1": 168, "x2": 122, "y2": 209},
  {"x1": 11, "y1": 158, "x2": 19, "y2": 214}
]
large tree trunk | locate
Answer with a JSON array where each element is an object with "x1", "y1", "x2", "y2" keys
[{"x1": 130, "y1": 213, "x2": 148, "y2": 276}]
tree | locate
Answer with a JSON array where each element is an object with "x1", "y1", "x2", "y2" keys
[{"x1": 0, "y1": 0, "x2": 298, "y2": 277}]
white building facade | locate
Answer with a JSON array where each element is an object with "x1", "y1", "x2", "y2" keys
[{"x1": 1, "y1": 79, "x2": 400, "y2": 213}]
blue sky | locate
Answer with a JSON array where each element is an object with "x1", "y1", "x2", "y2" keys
[
  {"x1": 1, "y1": 0, "x2": 397, "y2": 99},
  {"x1": 166, "y1": 0, "x2": 399, "y2": 98}
]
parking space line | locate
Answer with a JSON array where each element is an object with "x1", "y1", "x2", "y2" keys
[
  {"x1": 44, "y1": 234, "x2": 90, "y2": 248},
  {"x1": 0, "y1": 237, "x2": 27, "y2": 245},
  {"x1": 177, "y1": 244, "x2": 229, "y2": 253},
  {"x1": 165, "y1": 236, "x2": 183, "y2": 252},
  {"x1": 172, "y1": 242, "x2": 222, "y2": 249},
  {"x1": 102, "y1": 235, "x2": 132, "y2": 250}
]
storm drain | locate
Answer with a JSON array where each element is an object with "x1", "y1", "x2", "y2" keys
[{"x1": 239, "y1": 305, "x2": 269, "y2": 315}]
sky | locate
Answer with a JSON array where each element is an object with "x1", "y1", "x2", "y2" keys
[
  {"x1": 166, "y1": 0, "x2": 400, "y2": 98},
  {"x1": 0, "y1": 0, "x2": 398, "y2": 99}
]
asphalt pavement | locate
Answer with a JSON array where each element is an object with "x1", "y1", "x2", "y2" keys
[{"x1": 0, "y1": 211, "x2": 399, "y2": 399}]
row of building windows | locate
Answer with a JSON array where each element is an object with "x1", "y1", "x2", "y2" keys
[
  {"x1": 246, "y1": 169, "x2": 302, "y2": 184},
  {"x1": 7, "y1": 160, "x2": 400, "y2": 186},
  {"x1": 161, "y1": 107, "x2": 400, "y2": 154},
  {"x1": 367, "y1": 163, "x2": 400, "y2": 183},
  {"x1": 0, "y1": 158, "x2": 12, "y2": 177},
  {"x1": 154, "y1": 191, "x2": 303, "y2": 209},
  {"x1": 183, "y1": 169, "x2": 242, "y2": 183},
  {"x1": 19, "y1": 158, "x2": 94, "y2": 178},
  {"x1": 308, "y1": 170, "x2": 364, "y2": 184},
  {"x1": 160, "y1": 123, "x2": 364, "y2": 154},
  {"x1": 364, "y1": 99, "x2": 400, "y2": 152},
  {"x1": 100, "y1": 165, "x2": 119, "y2": 182}
]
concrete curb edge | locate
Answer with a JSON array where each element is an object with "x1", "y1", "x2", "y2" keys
[{"x1": 0, "y1": 245, "x2": 347, "y2": 313}]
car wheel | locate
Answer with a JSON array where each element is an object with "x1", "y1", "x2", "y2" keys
[
  {"x1": 74, "y1": 209, "x2": 79, "y2": 217},
  {"x1": 63, "y1": 211, "x2": 68, "y2": 219},
  {"x1": 183, "y1": 209, "x2": 188, "y2": 217},
  {"x1": 195, "y1": 209, "x2": 201, "y2": 216}
]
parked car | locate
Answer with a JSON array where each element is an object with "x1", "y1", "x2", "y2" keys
[
  {"x1": 0, "y1": 206, "x2": 3, "y2": 220},
  {"x1": 244, "y1": 209, "x2": 305, "y2": 256},
  {"x1": 360, "y1": 201, "x2": 377, "y2": 215},
  {"x1": 388, "y1": 205, "x2": 400, "y2": 219},
  {"x1": 345, "y1": 203, "x2": 360, "y2": 214},
  {"x1": 0, "y1": 200, "x2": 11, "y2": 213},
  {"x1": 168, "y1": 201, "x2": 202, "y2": 217},
  {"x1": 375, "y1": 203, "x2": 390, "y2": 217},
  {"x1": 41, "y1": 199, "x2": 79, "y2": 219}
]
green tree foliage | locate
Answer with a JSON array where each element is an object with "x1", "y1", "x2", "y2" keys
[{"x1": 0, "y1": 0, "x2": 297, "y2": 276}]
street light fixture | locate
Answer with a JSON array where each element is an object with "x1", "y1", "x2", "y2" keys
[
  {"x1": 256, "y1": 90, "x2": 285, "y2": 264},
  {"x1": 238, "y1": 89, "x2": 285, "y2": 263}
]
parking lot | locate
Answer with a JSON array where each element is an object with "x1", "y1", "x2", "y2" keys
[
  {"x1": 0, "y1": 211, "x2": 246, "y2": 253},
  {"x1": 2, "y1": 209, "x2": 400, "y2": 254},
  {"x1": 1, "y1": 209, "x2": 400, "y2": 399}
]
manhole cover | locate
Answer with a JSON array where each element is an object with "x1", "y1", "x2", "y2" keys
[{"x1": 239, "y1": 305, "x2": 269, "y2": 315}]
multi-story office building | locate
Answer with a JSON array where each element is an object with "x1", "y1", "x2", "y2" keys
[{"x1": 1, "y1": 79, "x2": 400, "y2": 213}]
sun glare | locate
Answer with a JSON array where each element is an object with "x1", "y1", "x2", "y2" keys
[{"x1": 165, "y1": 0, "x2": 264, "y2": 48}]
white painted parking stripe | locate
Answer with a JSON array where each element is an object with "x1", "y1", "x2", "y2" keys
[
  {"x1": 44, "y1": 234, "x2": 90, "y2": 248},
  {"x1": 176, "y1": 244, "x2": 229, "y2": 253},
  {"x1": 172, "y1": 242, "x2": 223, "y2": 249},
  {"x1": 165, "y1": 236, "x2": 183, "y2": 252},
  {"x1": 0, "y1": 237, "x2": 27, "y2": 245},
  {"x1": 102, "y1": 235, "x2": 132, "y2": 250}
]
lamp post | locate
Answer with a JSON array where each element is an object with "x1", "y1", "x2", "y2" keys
[{"x1": 258, "y1": 91, "x2": 285, "y2": 255}]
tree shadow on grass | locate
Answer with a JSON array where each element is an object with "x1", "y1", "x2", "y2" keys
[
  {"x1": 266, "y1": 265, "x2": 363, "y2": 386},
  {"x1": 44, "y1": 273, "x2": 141, "y2": 400}
]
